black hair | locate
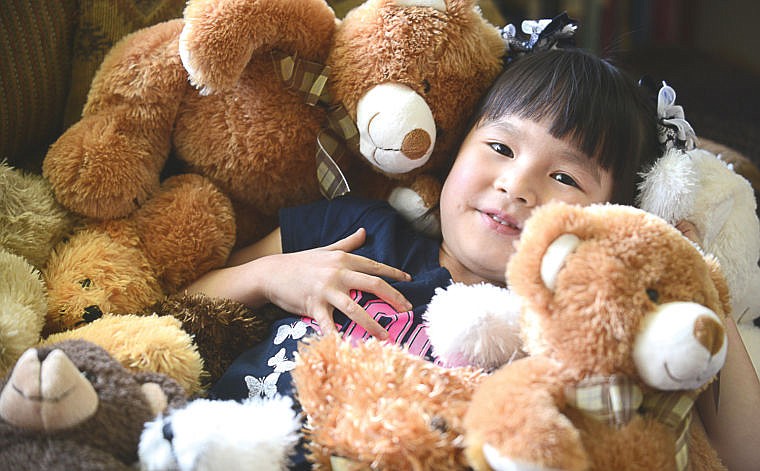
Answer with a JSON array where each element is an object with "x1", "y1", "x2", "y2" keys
[{"x1": 467, "y1": 48, "x2": 659, "y2": 205}]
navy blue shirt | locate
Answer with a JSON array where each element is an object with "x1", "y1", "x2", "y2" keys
[{"x1": 211, "y1": 196, "x2": 451, "y2": 401}]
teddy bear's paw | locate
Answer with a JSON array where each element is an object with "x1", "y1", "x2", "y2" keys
[
  {"x1": 425, "y1": 282, "x2": 524, "y2": 370},
  {"x1": 43, "y1": 114, "x2": 164, "y2": 219},
  {"x1": 481, "y1": 444, "x2": 565, "y2": 471},
  {"x1": 388, "y1": 186, "x2": 441, "y2": 236}
]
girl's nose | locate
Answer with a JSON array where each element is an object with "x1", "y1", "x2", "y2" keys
[{"x1": 495, "y1": 169, "x2": 537, "y2": 207}]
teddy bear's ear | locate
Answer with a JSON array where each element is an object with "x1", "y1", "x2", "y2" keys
[{"x1": 540, "y1": 233, "x2": 581, "y2": 291}]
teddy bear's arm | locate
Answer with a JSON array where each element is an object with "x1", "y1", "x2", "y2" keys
[
  {"x1": 464, "y1": 356, "x2": 590, "y2": 471},
  {"x1": 43, "y1": 20, "x2": 189, "y2": 219},
  {"x1": 180, "y1": 0, "x2": 337, "y2": 94}
]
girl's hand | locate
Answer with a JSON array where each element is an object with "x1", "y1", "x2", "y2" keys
[
  {"x1": 258, "y1": 228, "x2": 412, "y2": 339},
  {"x1": 676, "y1": 220, "x2": 702, "y2": 246}
]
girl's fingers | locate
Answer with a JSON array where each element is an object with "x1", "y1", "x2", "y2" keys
[
  {"x1": 326, "y1": 227, "x2": 367, "y2": 252},
  {"x1": 341, "y1": 271, "x2": 412, "y2": 313},
  {"x1": 327, "y1": 290, "x2": 388, "y2": 340},
  {"x1": 346, "y1": 253, "x2": 411, "y2": 282},
  {"x1": 310, "y1": 305, "x2": 338, "y2": 335}
]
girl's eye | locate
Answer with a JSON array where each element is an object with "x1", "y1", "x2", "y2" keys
[
  {"x1": 489, "y1": 142, "x2": 514, "y2": 158},
  {"x1": 551, "y1": 173, "x2": 580, "y2": 188}
]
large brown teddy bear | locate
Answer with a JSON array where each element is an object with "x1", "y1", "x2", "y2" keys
[
  {"x1": 464, "y1": 202, "x2": 728, "y2": 471},
  {"x1": 42, "y1": 0, "x2": 506, "y2": 245},
  {"x1": 0, "y1": 339, "x2": 187, "y2": 470},
  {"x1": 293, "y1": 202, "x2": 729, "y2": 470}
]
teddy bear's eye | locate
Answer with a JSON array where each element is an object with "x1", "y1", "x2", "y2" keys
[
  {"x1": 79, "y1": 278, "x2": 92, "y2": 288},
  {"x1": 646, "y1": 288, "x2": 659, "y2": 303},
  {"x1": 421, "y1": 79, "x2": 431, "y2": 94},
  {"x1": 81, "y1": 370, "x2": 97, "y2": 384}
]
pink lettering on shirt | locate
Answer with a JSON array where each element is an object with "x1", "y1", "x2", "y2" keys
[{"x1": 300, "y1": 290, "x2": 434, "y2": 358}]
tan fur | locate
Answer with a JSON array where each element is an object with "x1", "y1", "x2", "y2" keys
[
  {"x1": 42, "y1": 173, "x2": 235, "y2": 335},
  {"x1": 42, "y1": 314, "x2": 203, "y2": 395},
  {"x1": 294, "y1": 334, "x2": 486, "y2": 470},
  {"x1": 42, "y1": 0, "x2": 505, "y2": 246},
  {"x1": 464, "y1": 202, "x2": 729, "y2": 470}
]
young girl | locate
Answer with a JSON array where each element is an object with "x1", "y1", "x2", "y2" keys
[{"x1": 188, "y1": 48, "x2": 758, "y2": 469}]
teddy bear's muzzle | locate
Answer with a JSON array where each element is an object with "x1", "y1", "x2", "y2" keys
[
  {"x1": 0, "y1": 346, "x2": 98, "y2": 431},
  {"x1": 633, "y1": 302, "x2": 727, "y2": 391}
]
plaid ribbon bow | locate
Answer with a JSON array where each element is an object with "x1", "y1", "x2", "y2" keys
[
  {"x1": 271, "y1": 50, "x2": 360, "y2": 199},
  {"x1": 565, "y1": 375, "x2": 698, "y2": 471}
]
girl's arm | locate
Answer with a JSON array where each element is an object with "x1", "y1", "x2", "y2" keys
[
  {"x1": 696, "y1": 316, "x2": 760, "y2": 471},
  {"x1": 186, "y1": 227, "x2": 412, "y2": 339}
]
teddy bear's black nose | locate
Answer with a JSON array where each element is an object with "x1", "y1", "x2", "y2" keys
[{"x1": 82, "y1": 305, "x2": 103, "y2": 323}]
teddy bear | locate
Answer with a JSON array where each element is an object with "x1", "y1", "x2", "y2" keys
[
  {"x1": 138, "y1": 395, "x2": 301, "y2": 471},
  {"x1": 0, "y1": 339, "x2": 187, "y2": 470},
  {"x1": 41, "y1": 172, "x2": 235, "y2": 335},
  {"x1": 292, "y1": 202, "x2": 729, "y2": 470},
  {"x1": 42, "y1": 0, "x2": 506, "y2": 245},
  {"x1": 0, "y1": 162, "x2": 76, "y2": 375},
  {"x1": 463, "y1": 201, "x2": 728, "y2": 471},
  {"x1": 638, "y1": 146, "x2": 760, "y2": 378}
]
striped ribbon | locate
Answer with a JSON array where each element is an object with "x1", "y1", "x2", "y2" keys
[
  {"x1": 565, "y1": 375, "x2": 698, "y2": 471},
  {"x1": 271, "y1": 50, "x2": 360, "y2": 199}
]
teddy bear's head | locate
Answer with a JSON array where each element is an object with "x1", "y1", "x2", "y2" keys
[
  {"x1": 325, "y1": 0, "x2": 506, "y2": 178},
  {"x1": 507, "y1": 202, "x2": 730, "y2": 390},
  {"x1": 0, "y1": 339, "x2": 186, "y2": 468},
  {"x1": 42, "y1": 226, "x2": 164, "y2": 335}
]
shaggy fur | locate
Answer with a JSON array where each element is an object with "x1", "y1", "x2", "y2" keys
[
  {"x1": 139, "y1": 396, "x2": 300, "y2": 471},
  {"x1": 42, "y1": 0, "x2": 505, "y2": 246},
  {"x1": 293, "y1": 334, "x2": 486, "y2": 470},
  {"x1": 0, "y1": 251, "x2": 46, "y2": 376},
  {"x1": 464, "y1": 202, "x2": 729, "y2": 471},
  {"x1": 148, "y1": 292, "x2": 289, "y2": 387},
  {"x1": 0, "y1": 340, "x2": 186, "y2": 470},
  {"x1": 0, "y1": 162, "x2": 76, "y2": 269},
  {"x1": 41, "y1": 314, "x2": 204, "y2": 395},
  {"x1": 42, "y1": 173, "x2": 234, "y2": 335}
]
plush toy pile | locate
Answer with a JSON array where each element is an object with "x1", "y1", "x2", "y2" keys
[
  {"x1": 0, "y1": 339, "x2": 186, "y2": 470},
  {"x1": 293, "y1": 202, "x2": 729, "y2": 470},
  {"x1": 42, "y1": 0, "x2": 506, "y2": 243}
]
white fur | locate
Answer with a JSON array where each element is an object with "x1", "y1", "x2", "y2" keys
[
  {"x1": 633, "y1": 302, "x2": 727, "y2": 390},
  {"x1": 388, "y1": 187, "x2": 440, "y2": 236},
  {"x1": 638, "y1": 147, "x2": 760, "y2": 376},
  {"x1": 355, "y1": 83, "x2": 435, "y2": 174},
  {"x1": 540, "y1": 234, "x2": 580, "y2": 291},
  {"x1": 424, "y1": 282, "x2": 523, "y2": 370},
  {"x1": 139, "y1": 396, "x2": 300, "y2": 471}
]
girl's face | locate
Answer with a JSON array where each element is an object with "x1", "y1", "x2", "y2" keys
[{"x1": 439, "y1": 116, "x2": 614, "y2": 285}]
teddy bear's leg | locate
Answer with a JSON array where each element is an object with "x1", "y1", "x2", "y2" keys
[
  {"x1": 464, "y1": 358, "x2": 590, "y2": 471},
  {"x1": 43, "y1": 20, "x2": 188, "y2": 220},
  {"x1": 180, "y1": 0, "x2": 336, "y2": 93},
  {"x1": 133, "y1": 174, "x2": 237, "y2": 292}
]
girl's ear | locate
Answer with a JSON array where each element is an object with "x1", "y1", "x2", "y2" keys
[{"x1": 540, "y1": 233, "x2": 580, "y2": 291}]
